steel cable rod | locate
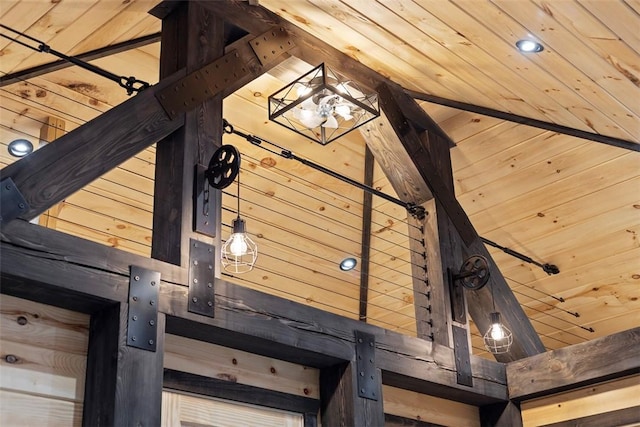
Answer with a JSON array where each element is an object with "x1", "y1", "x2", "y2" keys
[
  {"x1": 221, "y1": 270, "x2": 416, "y2": 334},
  {"x1": 0, "y1": 71, "x2": 106, "y2": 113},
  {"x1": 512, "y1": 288, "x2": 579, "y2": 318},
  {"x1": 505, "y1": 275, "x2": 565, "y2": 303},
  {"x1": 221, "y1": 203, "x2": 417, "y2": 283},
  {"x1": 221, "y1": 196, "x2": 419, "y2": 280},
  {"x1": 0, "y1": 24, "x2": 149, "y2": 95},
  {"x1": 223, "y1": 120, "x2": 426, "y2": 218},
  {"x1": 220, "y1": 218, "x2": 420, "y2": 304},
  {"x1": 237, "y1": 173, "x2": 424, "y2": 259},
  {"x1": 240, "y1": 150, "x2": 417, "y2": 230},
  {"x1": 240, "y1": 158, "x2": 416, "y2": 242},
  {"x1": 1, "y1": 88, "x2": 89, "y2": 125},
  {"x1": 224, "y1": 120, "x2": 559, "y2": 274}
]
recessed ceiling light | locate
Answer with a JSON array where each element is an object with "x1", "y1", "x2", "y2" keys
[
  {"x1": 516, "y1": 39, "x2": 544, "y2": 53},
  {"x1": 7, "y1": 139, "x2": 34, "y2": 157},
  {"x1": 339, "y1": 257, "x2": 357, "y2": 271}
]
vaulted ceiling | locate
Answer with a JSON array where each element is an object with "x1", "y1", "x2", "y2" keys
[{"x1": 1, "y1": 0, "x2": 638, "y2": 358}]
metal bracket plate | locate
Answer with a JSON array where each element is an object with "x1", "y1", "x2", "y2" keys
[
  {"x1": 0, "y1": 178, "x2": 29, "y2": 223},
  {"x1": 249, "y1": 27, "x2": 295, "y2": 66},
  {"x1": 452, "y1": 325, "x2": 473, "y2": 387},
  {"x1": 127, "y1": 266, "x2": 160, "y2": 352},
  {"x1": 355, "y1": 330, "x2": 378, "y2": 400},
  {"x1": 188, "y1": 239, "x2": 215, "y2": 317},
  {"x1": 194, "y1": 164, "x2": 217, "y2": 237},
  {"x1": 156, "y1": 49, "x2": 249, "y2": 120},
  {"x1": 448, "y1": 268, "x2": 467, "y2": 324}
]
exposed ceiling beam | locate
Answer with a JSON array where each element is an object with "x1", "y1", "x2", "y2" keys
[
  {"x1": 0, "y1": 33, "x2": 161, "y2": 87},
  {"x1": 507, "y1": 327, "x2": 640, "y2": 400},
  {"x1": 375, "y1": 81, "x2": 545, "y2": 361},
  {"x1": 1, "y1": 219, "x2": 507, "y2": 405},
  {"x1": 405, "y1": 89, "x2": 640, "y2": 152},
  {"x1": 0, "y1": 27, "x2": 292, "y2": 223}
]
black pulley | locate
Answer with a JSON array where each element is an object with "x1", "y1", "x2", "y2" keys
[
  {"x1": 205, "y1": 145, "x2": 241, "y2": 189},
  {"x1": 454, "y1": 255, "x2": 490, "y2": 290}
]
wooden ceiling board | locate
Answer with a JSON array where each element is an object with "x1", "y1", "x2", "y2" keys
[
  {"x1": 1, "y1": 0, "x2": 638, "y2": 358},
  {"x1": 497, "y1": 0, "x2": 640, "y2": 137}
]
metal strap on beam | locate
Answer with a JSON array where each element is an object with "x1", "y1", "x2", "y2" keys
[
  {"x1": 127, "y1": 265, "x2": 160, "y2": 352},
  {"x1": 156, "y1": 26, "x2": 294, "y2": 119},
  {"x1": 453, "y1": 325, "x2": 473, "y2": 387},
  {"x1": 0, "y1": 178, "x2": 29, "y2": 223},
  {"x1": 355, "y1": 330, "x2": 378, "y2": 400},
  {"x1": 188, "y1": 239, "x2": 216, "y2": 318}
]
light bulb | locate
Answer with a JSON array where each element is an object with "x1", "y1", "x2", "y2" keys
[
  {"x1": 229, "y1": 233, "x2": 248, "y2": 256},
  {"x1": 490, "y1": 323, "x2": 505, "y2": 340}
]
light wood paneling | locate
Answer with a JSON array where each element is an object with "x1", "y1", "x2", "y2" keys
[{"x1": 0, "y1": 295, "x2": 89, "y2": 427}]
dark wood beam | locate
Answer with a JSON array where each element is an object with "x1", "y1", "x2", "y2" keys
[
  {"x1": 358, "y1": 146, "x2": 374, "y2": 322},
  {"x1": 320, "y1": 361, "x2": 384, "y2": 427},
  {"x1": 507, "y1": 327, "x2": 640, "y2": 400},
  {"x1": 0, "y1": 71, "x2": 185, "y2": 222},
  {"x1": 0, "y1": 33, "x2": 161, "y2": 87},
  {"x1": 83, "y1": 303, "x2": 165, "y2": 426},
  {"x1": 0, "y1": 219, "x2": 507, "y2": 405},
  {"x1": 151, "y1": 2, "x2": 224, "y2": 267},
  {"x1": 406, "y1": 89, "x2": 640, "y2": 152},
  {"x1": 1, "y1": 21, "x2": 290, "y2": 225},
  {"x1": 374, "y1": 82, "x2": 544, "y2": 361},
  {"x1": 163, "y1": 369, "x2": 320, "y2": 419}
]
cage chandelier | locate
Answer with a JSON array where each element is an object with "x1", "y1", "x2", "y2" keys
[{"x1": 268, "y1": 63, "x2": 380, "y2": 145}]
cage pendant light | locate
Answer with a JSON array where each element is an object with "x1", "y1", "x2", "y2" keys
[
  {"x1": 221, "y1": 170, "x2": 257, "y2": 274},
  {"x1": 268, "y1": 63, "x2": 380, "y2": 145},
  {"x1": 483, "y1": 284, "x2": 513, "y2": 354}
]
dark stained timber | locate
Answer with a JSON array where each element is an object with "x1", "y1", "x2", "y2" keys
[{"x1": 507, "y1": 327, "x2": 640, "y2": 400}]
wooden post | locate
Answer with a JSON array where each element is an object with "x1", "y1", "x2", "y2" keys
[
  {"x1": 151, "y1": 2, "x2": 224, "y2": 268},
  {"x1": 320, "y1": 361, "x2": 385, "y2": 427},
  {"x1": 83, "y1": 303, "x2": 165, "y2": 426}
]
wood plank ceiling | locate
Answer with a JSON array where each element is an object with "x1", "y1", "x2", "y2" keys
[{"x1": 0, "y1": 0, "x2": 638, "y2": 358}]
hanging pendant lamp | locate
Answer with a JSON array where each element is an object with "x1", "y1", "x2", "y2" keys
[
  {"x1": 205, "y1": 144, "x2": 258, "y2": 274},
  {"x1": 220, "y1": 163, "x2": 257, "y2": 274},
  {"x1": 483, "y1": 285, "x2": 513, "y2": 354}
]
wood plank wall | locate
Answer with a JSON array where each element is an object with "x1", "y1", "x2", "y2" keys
[
  {"x1": 521, "y1": 375, "x2": 640, "y2": 427},
  {"x1": 0, "y1": 295, "x2": 89, "y2": 426}
]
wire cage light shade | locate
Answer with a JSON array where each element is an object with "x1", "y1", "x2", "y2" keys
[
  {"x1": 268, "y1": 63, "x2": 380, "y2": 145},
  {"x1": 483, "y1": 312, "x2": 513, "y2": 354},
  {"x1": 221, "y1": 217, "x2": 258, "y2": 274}
]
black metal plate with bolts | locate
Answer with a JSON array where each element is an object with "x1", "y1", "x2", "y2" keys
[
  {"x1": 355, "y1": 330, "x2": 378, "y2": 400},
  {"x1": 448, "y1": 268, "x2": 467, "y2": 324},
  {"x1": 194, "y1": 165, "x2": 217, "y2": 237},
  {"x1": 452, "y1": 325, "x2": 473, "y2": 387},
  {"x1": 127, "y1": 265, "x2": 160, "y2": 352},
  {"x1": 188, "y1": 239, "x2": 216, "y2": 318},
  {"x1": 249, "y1": 27, "x2": 295, "y2": 66},
  {"x1": 156, "y1": 49, "x2": 249, "y2": 120},
  {"x1": 0, "y1": 178, "x2": 29, "y2": 223}
]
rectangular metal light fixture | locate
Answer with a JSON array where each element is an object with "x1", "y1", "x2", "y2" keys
[{"x1": 268, "y1": 63, "x2": 380, "y2": 145}]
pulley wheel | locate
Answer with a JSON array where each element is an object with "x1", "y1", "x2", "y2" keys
[
  {"x1": 458, "y1": 255, "x2": 490, "y2": 290},
  {"x1": 205, "y1": 145, "x2": 240, "y2": 189}
]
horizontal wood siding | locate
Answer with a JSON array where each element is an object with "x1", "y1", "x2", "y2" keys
[{"x1": 0, "y1": 295, "x2": 89, "y2": 426}]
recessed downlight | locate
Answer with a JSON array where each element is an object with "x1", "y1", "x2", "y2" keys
[
  {"x1": 8, "y1": 139, "x2": 34, "y2": 157},
  {"x1": 516, "y1": 39, "x2": 544, "y2": 53},
  {"x1": 339, "y1": 257, "x2": 357, "y2": 271}
]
